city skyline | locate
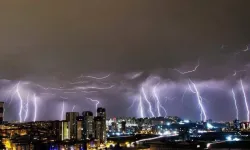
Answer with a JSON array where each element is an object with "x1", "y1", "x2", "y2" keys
[{"x1": 1, "y1": 1, "x2": 250, "y2": 122}]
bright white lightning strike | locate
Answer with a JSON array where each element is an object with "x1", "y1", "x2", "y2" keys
[
  {"x1": 69, "y1": 81, "x2": 89, "y2": 84},
  {"x1": 5, "y1": 83, "x2": 18, "y2": 106},
  {"x1": 153, "y1": 84, "x2": 162, "y2": 117},
  {"x1": 33, "y1": 93, "x2": 37, "y2": 122},
  {"x1": 181, "y1": 88, "x2": 188, "y2": 103},
  {"x1": 72, "y1": 105, "x2": 76, "y2": 112},
  {"x1": 81, "y1": 91, "x2": 98, "y2": 94},
  {"x1": 86, "y1": 98, "x2": 100, "y2": 115},
  {"x1": 24, "y1": 92, "x2": 29, "y2": 122},
  {"x1": 128, "y1": 99, "x2": 136, "y2": 110},
  {"x1": 76, "y1": 85, "x2": 115, "y2": 90},
  {"x1": 174, "y1": 59, "x2": 200, "y2": 74},
  {"x1": 160, "y1": 105, "x2": 167, "y2": 117},
  {"x1": 141, "y1": 87, "x2": 155, "y2": 117},
  {"x1": 231, "y1": 89, "x2": 239, "y2": 120},
  {"x1": 61, "y1": 100, "x2": 65, "y2": 120},
  {"x1": 78, "y1": 74, "x2": 111, "y2": 79},
  {"x1": 138, "y1": 95, "x2": 144, "y2": 118},
  {"x1": 240, "y1": 79, "x2": 249, "y2": 122},
  {"x1": 189, "y1": 79, "x2": 207, "y2": 121},
  {"x1": 16, "y1": 82, "x2": 24, "y2": 122}
]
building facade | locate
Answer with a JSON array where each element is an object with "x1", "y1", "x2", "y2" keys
[
  {"x1": 83, "y1": 111, "x2": 94, "y2": 140},
  {"x1": 66, "y1": 112, "x2": 79, "y2": 140},
  {"x1": 97, "y1": 108, "x2": 106, "y2": 142}
]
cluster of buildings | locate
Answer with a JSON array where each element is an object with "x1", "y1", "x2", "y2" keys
[
  {"x1": 0, "y1": 102, "x2": 107, "y2": 150},
  {"x1": 1, "y1": 101, "x2": 250, "y2": 149}
]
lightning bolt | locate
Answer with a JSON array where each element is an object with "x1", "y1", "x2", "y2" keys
[
  {"x1": 86, "y1": 98, "x2": 100, "y2": 115},
  {"x1": 63, "y1": 92, "x2": 77, "y2": 94},
  {"x1": 141, "y1": 87, "x2": 155, "y2": 117},
  {"x1": 78, "y1": 74, "x2": 111, "y2": 79},
  {"x1": 242, "y1": 45, "x2": 249, "y2": 52},
  {"x1": 138, "y1": 95, "x2": 144, "y2": 118},
  {"x1": 189, "y1": 79, "x2": 207, "y2": 121},
  {"x1": 76, "y1": 85, "x2": 115, "y2": 90},
  {"x1": 72, "y1": 105, "x2": 76, "y2": 112},
  {"x1": 69, "y1": 81, "x2": 89, "y2": 84},
  {"x1": 130, "y1": 72, "x2": 143, "y2": 79},
  {"x1": 181, "y1": 88, "x2": 188, "y2": 103},
  {"x1": 231, "y1": 89, "x2": 239, "y2": 120},
  {"x1": 61, "y1": 100, "x2": 65, "y2": 120},
  {"x1": 24, "y1": 92, "x2": 29, "y2": 122},
  {"x1": 240, "y1": 79, "x2": 249, "y2": 121},
  {"x1": 5, "y1": 83, "x2": 18, "y2": 106},
  {"x1": 233, "y1": 70, "x2": 246, "y2": 76},
  {"x1": 174, "y1": 59, "x2": 200, "y2": 74},
  {"x1": 81, "y1": 91, "x2": 98, "y2": 94},
  {"x1": 153, "y1": 84, "x2": 161, "y2": 117},
  {"x1": 16, "y1": 82, "x2": 24, "y2": 122},
  {"x1": 128, "y1": 99, "x2": 137, "y2": 110},
  {"x1": 33, "y1": 93, "x2": 37, "y2": 122},
  {"x1": 160, "y1": 105, "x2": 167, "y2": 118}
]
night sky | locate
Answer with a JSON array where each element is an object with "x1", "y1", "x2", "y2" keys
[{"x1": 0, "y1": 1, "x2": 250, "y2": 122}]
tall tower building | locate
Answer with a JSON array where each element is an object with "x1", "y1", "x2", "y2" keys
[
  {"x1": 97, "y1": 107, "x2": 106, "y2": 118},
  {"x1": 95, "y1": 108, "x2": 106, "y2": 143},
  {"x1": 66, "y1": 112, "x2": 79, "y2": 140},
  {"x1": 83, "y1": 111, "x2": 94, "y2": 140},
  {"x1": 0, "y1": 102, "x2": 4, "y2": 124},
  {"x1": 76, "y1": 116, "x2": 84, "y2": 141},
  {"x1": 94, "y1": 116, "x2": 105, "y2": 143}
]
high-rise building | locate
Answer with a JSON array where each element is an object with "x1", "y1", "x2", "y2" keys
[
  {"x1": 76, "y1": 116, "x2": 84, "y2": 141},
  {"x1": 96, "y1": 108, "x2": 106, "y2": 142},
  {"x1": 62, "y1": 120, "x2": 69, "y2": 140},
  {"x1": 82, "y1": 111, "x2": 94, "y2": 140},
  {"x1": 94, "y1": 116, "x2": 105, "y2": 143},
  {"x1": 97, "y1": 107, "x2": 106, "y2": 118},
  {"x1": 66, "y1": 112, "x2": 79, "y2": 139},
  {"x1": 49, "y1": 120, "x2": 64, "y2": 141},
  {"x1": 0, "y1": 102, "x2": 4, "y2": 124}
]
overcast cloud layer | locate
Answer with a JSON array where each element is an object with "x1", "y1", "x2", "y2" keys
[{"x1": 0, "y1": 1, "x2": 250, "y2": 122}]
